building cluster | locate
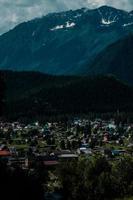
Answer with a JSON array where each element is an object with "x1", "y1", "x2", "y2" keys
[{"x1": 0, "y1": 118, "x2": 133, "y2": 169}]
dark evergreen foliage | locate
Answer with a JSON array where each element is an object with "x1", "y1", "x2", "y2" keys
[
  {"x1": 0, "y1": 160, "x2": 44, "y2": 200},
  {"x1": 57, "y1": 156, "x2": 133, "y2": 200},
  {"x1": 2, "y1": 70, "x2": 133, "y2": 121}
]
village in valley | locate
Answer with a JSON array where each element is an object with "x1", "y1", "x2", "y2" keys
[
  {"x1": 0, "y1": 117, "x2": 133, "y2": 169},
  {"x1": 0, "y1": 116, "x2": 133, "y2": 199}
]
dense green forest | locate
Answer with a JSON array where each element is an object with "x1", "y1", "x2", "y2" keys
[
  {"x1": 1, "y1": 155, "x2": 133, "y2": 200},
  {"x1": 56, "y1": 155, "x2": 133, "y2": 200},
  {"x1": 0, "y1": 160, "x2": 44, "y2": 200},
  {"x1": 2, "y1": 70, "x2": 133, "y2": 121}
]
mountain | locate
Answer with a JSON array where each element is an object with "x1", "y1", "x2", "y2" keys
[
  {"x1": 0, "y1": 6, "x2": 133, "y2": 75},
  {"x1": 3, "y1": 71, "x2": 133, "y2": 120},
  {"x1": 87, "y1": 34, "x2": 133, "y2": 84}
]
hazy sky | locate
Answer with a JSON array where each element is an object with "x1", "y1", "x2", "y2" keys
[{"x1": 0, "y1": 0, "x2": 133, "y2": 34}]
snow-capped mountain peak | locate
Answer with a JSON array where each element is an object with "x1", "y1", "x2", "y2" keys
[
  {"x1": 97, "y1": 7, "x2": 119, "y2": 26},
  {"x1": 0, "y1": 6, "x2": 133, "y2": 75},
  {"x1": 93, "y1": 6, "x2": 133, "y2": 28}
]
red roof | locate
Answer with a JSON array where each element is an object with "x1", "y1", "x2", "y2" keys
[{"x1": 0, "y1": 150, "x2": 11, "y2": 156}]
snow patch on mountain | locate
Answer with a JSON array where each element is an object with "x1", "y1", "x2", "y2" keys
[
  {"x1": 50, "y1": 21, "x2": 75, "y2": 31},
  {"x1": 98, "y1": 8, "x2": 118, "y2": 26},
  {"x1": 74, "y1": 14, "x2": 82, "y2": 18},
  {"x1": 101, "y1": 18, "x2": 116, "y2": 25},
  {"x1": 123, "y1": 22, "x2": 133, "y2": 27},
  {"x1": 66, "y1": 22, "x2": 75, "y2": 28},
  {"x1": 50, "y1": 25, "x2": 64, "y2": 31}
]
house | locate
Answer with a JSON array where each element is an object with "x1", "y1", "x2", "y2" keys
[
  {"x1": 43, "y1": 160, "x2": 59, "y2": 166},
  {"x1": 0, "y1": 150, "x2": 11, "y2": 157},
  {"x1": 58, "y1": 154, "x2": 78, "y2": 160}
]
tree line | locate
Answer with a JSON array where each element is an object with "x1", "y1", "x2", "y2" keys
[{"x1": 56, "y1": 155, "x2": 133, "y2": 200}]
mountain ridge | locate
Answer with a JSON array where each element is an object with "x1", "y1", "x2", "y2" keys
[
  {"x1": 0, "y1": 6, "x2": 132, "y2": 77},
  {"x1": 87, "y1": 33, "x2": 133, "y2": 84}
]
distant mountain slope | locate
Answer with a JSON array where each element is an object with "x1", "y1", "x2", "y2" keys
[
  {"x1": 87, "y1": 34, "x2": 133, "y2": 84},
  {"x1": 0, "y1": 6, "x2": 133, "y2": 75},
  {"x1": 4, "y1": 70, "x2": 78, "y2": 102},
  {"x1": 3, "y1": 71, "x2": 133, "y2": 119}
]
